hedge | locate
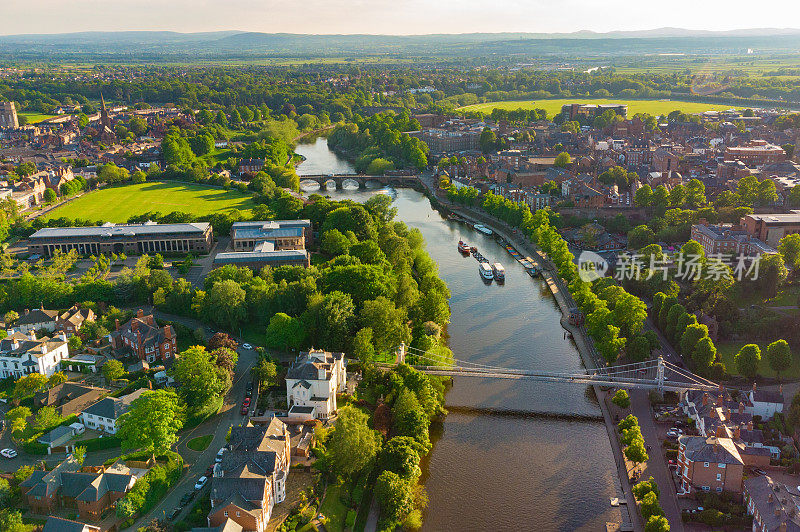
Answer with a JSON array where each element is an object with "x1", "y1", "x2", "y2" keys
[{"x1": 116, "y1": 451, "x2": 184, "y2": 519}]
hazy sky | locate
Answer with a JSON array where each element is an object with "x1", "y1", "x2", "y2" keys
[{"x1": 3, "y1": 0, "x2": 800, "y2": 35}]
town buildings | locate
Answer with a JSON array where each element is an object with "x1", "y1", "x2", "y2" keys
[
  {"x1": 208, "y1": 418, "x2": 291, "y2": 532},
  {"x1": 677, "y1": 435, "x2": 745, "y2": 494},
  {"x1": 79, "y1": 388, "x2": 147, "y2": 434},
  {"x1": 744, "y1": 475, "x2": 800, "y2": 531},
  {"x1": 111, "y1": 309, "x2": 177, "y2": 363},
  {"x1": 213, "y1": 220, "x2": 313, "y2": 270},
  {"x1": 0, "y1": 331, "x2": 69, "y2": 378},
  {"x1": 741, "y1": 213, "x2": 800, "y2": 248},
  {"x1": 561, "y1": 103, "x2": 628, "y2": 120},
  {"x1": 28, "y1": 221, "x2": 213, "y2": 257},
  {"x1": 690, "y1": 221, "x2": 777, "y2": 257},
  {"x1": 285, "y1": 349, "x2": 347, "y2": 420},
  {"x1": 725, "y1": 140, "x2": 787, "y2": 166}
]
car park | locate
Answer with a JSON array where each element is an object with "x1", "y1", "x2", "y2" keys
[
  {"x1": 194, "y1": 476, "x2": 208, "y2": 490},
  {"x1": 1, "y1": 448, "x2": 17, "y2": 458}
]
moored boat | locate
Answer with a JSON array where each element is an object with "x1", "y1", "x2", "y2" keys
[
  {"x1": 479, "y1": 262, "x2": 494, "y2": 280},
  {"x1": 492, "y1": 263, "x2": 505, "y2": 282},
  {"x1": 458, "y1": 240, "x2": 470, "y2": 254},
  {"x1": 474, "y1": 224, "x2": 493, "y2": 236}
]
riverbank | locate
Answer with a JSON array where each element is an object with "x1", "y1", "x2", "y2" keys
[{"x1": 418, "y1": 175, "x2": 641, "y2": 531}]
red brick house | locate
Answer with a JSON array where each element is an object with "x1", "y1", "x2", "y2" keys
[
  {"x1": 56, "y1": 304, "x2": 95, "y2": 337},
  {"x1": 111, "y1": 309, "x2": 176, "y2": 363}
]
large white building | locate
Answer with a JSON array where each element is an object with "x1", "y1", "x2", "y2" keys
[
  {"x1": 0, "y1": 331, "x2": 69, "y2": 378},
  {"x1": 285, "y1": 349, "x2": 347, "y2": 420}
]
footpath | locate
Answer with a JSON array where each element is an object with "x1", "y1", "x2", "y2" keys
[{"x1": 419, "y1": 176, "x2": 643, "y2": 531}]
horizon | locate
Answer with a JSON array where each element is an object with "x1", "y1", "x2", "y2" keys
[{"x1": 3, "y1": 0, "x2": 800, "y2": 36}]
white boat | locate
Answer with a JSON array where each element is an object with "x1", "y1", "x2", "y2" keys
[
  {"x1": 479, "y1": 262, "x2": 494, "y2": 280},
  {"x1": 473, "y1": 224, "x2": 493, "y2": 236},
  {"x1": 492, "y1": 263, "x2": 505, "y2": 282}
]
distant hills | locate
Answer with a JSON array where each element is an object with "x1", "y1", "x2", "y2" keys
[{"x1": 1, "y1": 28, "x2": 800, "y2": 60}]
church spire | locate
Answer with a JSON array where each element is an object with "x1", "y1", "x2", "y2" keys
[{"x1": 100, "y1": 93, "x2": 107, "y2": 113}]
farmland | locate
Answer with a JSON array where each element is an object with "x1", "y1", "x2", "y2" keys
[
  {"x1": 457, "y1": 98, "x2": 744, "y2": 117},
  {"x1": 42, "y1": 181, "x2": 256, "y2": 222}
]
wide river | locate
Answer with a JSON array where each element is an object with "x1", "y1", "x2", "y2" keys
[{"x1": 296, "y1": 138, "x2": 622, "y2": 531}]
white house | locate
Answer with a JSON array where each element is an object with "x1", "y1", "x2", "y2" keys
[
  {"x1": 747, "y1": 383, "x2": 784, "y2": 420},
  {"x1": 79, "y1": 389, "x2": 147, "y2": 434},
  {"x1": 13, "y1": 307, "x2": 59, "y2": 334},
  {"x1": 285, "y1": 349, "x2": 347, "y2": 420},
  {"x1": 0, "y1": 331, "x2": 69, "y2": 378}
]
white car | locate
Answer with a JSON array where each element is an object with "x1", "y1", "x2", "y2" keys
[
  {"x1": 666, "y1": 428, "x2": 683, "y2": 439},
  {"x1": 194, "y1": 476, "x2": 208, "y2": 490},
  {"x1": 215, "y1": 447, "x2": 226, "y2": 463},
  {"x1": 242, "y1": 343, "x2": 253, "y2": 350},
  {"x1": 1, "y1": 448, "x2": 18, "y2": 459}
]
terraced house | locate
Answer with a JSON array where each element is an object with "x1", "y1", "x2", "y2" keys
[{"x1": 208, "y1": 418, "x2": 291, "y2": 532}]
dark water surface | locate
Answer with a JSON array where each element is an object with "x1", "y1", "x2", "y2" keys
[{"x1": 297, "y1": 140, "x2": 622, "y2": 531}]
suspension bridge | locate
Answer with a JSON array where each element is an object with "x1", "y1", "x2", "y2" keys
[{"x1": 379, "y1": 343, "x2": 719, "y2": 393}]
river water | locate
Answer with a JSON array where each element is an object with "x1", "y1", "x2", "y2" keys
[{"x1": 295, "y1": 139, "x2": 622, "y2": 531}]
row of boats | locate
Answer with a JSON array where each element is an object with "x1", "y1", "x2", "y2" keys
[{"x1": 458, "y1": 240, "x2": 505, "y2": 282}]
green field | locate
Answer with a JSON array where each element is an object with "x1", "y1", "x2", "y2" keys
[
  {"x1": 717, "y1": 340, "x2": 800, "y2": 380},
  {"x1": 43, "y1": 181, "x2": 256, "y2": 222},
  {"x1": 19, "y1": 111, "x2": 58, "y2": 124},
  {"x1": 457, "y1": 98, "x2": 743, "y2": 117}
]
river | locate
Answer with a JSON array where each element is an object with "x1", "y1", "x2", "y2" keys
[{"x1": 295, "y1": 139, "x2": 622, "y2": 531}]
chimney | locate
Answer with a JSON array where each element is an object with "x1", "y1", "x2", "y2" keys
[
  {"x1": 716, "y1": 394, "x2": 723, "y2": 406},
  {"x1": 164, "y1": 326, "x2": 172, "y2": 340},
  {"x1": 734, "y1": 424, "x2": 741, "y2": 440},
  {"x1": 58, "y1": 332, "x2": 67, "y2": 342},
  {"x1": 780, "y1": 522, "x2": 788, "y2": 532},
  {"x1": 780, "y1": 384, "x2": 783, "y2": 395},
  {"x1": 769, "y1": 493, "x2": 774, "y2": 503},
  {"x1": 115, "y1": 319, "x2": 120, "y2": 330},
  {"x1": 739, "y1": 402, "x2": 744, "y2": 414},
  {"x1": 703, "y1": 393, "x2": 709, "y2": 406},
  {"x1": 29, "y1": 331, "x2": 36, "y2": 341},
  {"x1": 753, "y1": 382, "x2": 758, "y2": 392},
  {"x1": 137, "y1": 308, "x2": 144, "y2": 319},
  {"x1": 24, "y1": 309, "x2": 29, "y2": 315},
  {"x1": 776, "y1": 507, "x2": 782, "y2": 517},
  {"x1": 713, "y1": 438, "x2": 719, "y2": 453},
  {"x1": 715, "y1": 426, "x2": 727, "y2": 438},
  {"x1": 131, "y1": 319, "x2": 138, "y2": 332},
  {"x1": 748, "y1": 420, "x2": 754, "y2": 431}
]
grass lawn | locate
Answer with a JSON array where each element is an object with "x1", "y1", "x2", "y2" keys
[
  {"x1": 43, "y1": 181, "x2": 256, "y2": 222},
  {"x1": 457, "y1": 98, "x2": 742, "y2": 117},
  {"x1": 187, "y1": 434, "x2": 214, "y2": 452},
  {"x1": 18, "y1": 111, "x2": 58, "y2": 124},
  {"x1": 717, "y1": 340, "x2": 800, "y2": 379},
  {"x1": 318, "y1": 483, "x2": 350, "y2": 532}
]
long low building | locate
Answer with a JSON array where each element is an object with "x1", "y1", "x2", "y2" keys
[
  {"x1": 214, "y1": 242, "x2": 310, "y2": 270},
  {"x1": 214, "y1": 220, "x2": 313, "y2": 270},
  {"x1": 28, "y1": 221, "x2": 213, "y2": 257}
]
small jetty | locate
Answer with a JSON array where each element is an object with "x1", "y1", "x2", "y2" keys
[{"x1": 501, "y1": 242, "x2": 542, "y2": 277}]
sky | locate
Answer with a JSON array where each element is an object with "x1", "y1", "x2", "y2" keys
[{"x1": 3, "y1": 0, "x2": 800, "y2": 36}]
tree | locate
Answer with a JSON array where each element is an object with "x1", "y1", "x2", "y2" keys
[
  {"x1": 265, "y1": 313, "x2": 305, "y2": 352},
  {"x1": 644, "y1": 515, "x2": 670, "y2": 532},
  {"x1": 374, "y1": 470, "x2": 414, "y2": 521},
  {"x1": 624, "y1": 438, "x2": 649, "y2": 466},
  {"x1": 73, "y1": 445, "x2": 87, "y2": 466},
  {"x1": 252, "y1": 356, "x2": 277, "y2": 392},
  {"x1": 353, "y1": 327, "x2": 376, "y2": 364},
  {"x1": 203, "y1": 279, "x2": 247, "y2": 330},
  {"x1": 12, "y1": 373, "x2": 47, "y2": 400},
  {"x1": 612, "y1": 389, "x2": 631, "y2": 409},
  {"x1": 0, "y1": 509, "x2": 26, "y2": 532},
  {"x1": 43, "y1": 188, "x2": 57, "y2": 204},
  {"x1": 554, "y1": 152, "x2": 571, "y2": 168},
  {"x1": 640, "y1": 490, "x2": 664, "y2": 520},
  {"x1": 692, "y1": 337, "x2": 717, "y2": 372},
  {"x1": 170, "y1": 346, "x2": 228, "y2": 408},
  {"x1": 680, "y1": 323, "x2": 709, "y2": 359},
  {"x1": 5, "y1": 406, "x2": 31, "y2": 434},
  {"x1": 779, "y1": 233, "x2": 800, "y2": 269},
  {"x1": 48, "y1": 371, "x2": 68, "y2": 388},
  {"x1": 3, "y1": 310, "x2": 19, "y2": 325},
  {"x1": 213, "y1": 347, "x2": 238, "y2": 375},
  {"x1": 117, "y1": 389, "x2": 184, "y2": 454},
  {"x1": 767, "y1": 339, "x2": 792, "y2": 378},
  {"x1": 379, "y1": 436, "x2": 422, "y2": 479},
  {"x1": 103, "y1": 359, "x2": 126, "y2": 382},
  {"x1": 652, "y1": 185, "x2": 670, "y2": 214},
  {"x1": 321, "y1": 229, "x2": 351, "y2": 256},
  {"x1": 632, "y1": 476, "x2": 660, "y2": 500},
  {"x1": 207, "y1": 332, "x2": 238, "y2": 351},
  {"x1": 360, "y1": 296, "x2": 411, "y2": 354},
  {"x1": 326, "y1": 405, "x2": 382, "y2": 478},
  {"x1": 68, "y1": 335, "x2": 83, "y2": 353},
  {"x1": 628, "y1": 225, "x2": 656, "y2": 249},
  {"x1": 735, "y1": 344, "x2": 762, "y2": 379},
  {"x1": 634, "y1": 185, "x2": 653, "y2": 207},
  {"x1": 34, "y1": 406, "x2": 61, "y2": 432}
]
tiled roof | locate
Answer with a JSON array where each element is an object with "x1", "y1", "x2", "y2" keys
[{"x1": 679, "y1": 435, "x2": 744, "y2": 465}]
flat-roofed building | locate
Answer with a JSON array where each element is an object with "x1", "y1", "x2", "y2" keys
[
  {"x1": 215, "y1": 220, "x2": 312, "y2": 271},
  {"x1": 28, "y1": 221, "x2": 213, "y2": 257},
  {"x1": 724, "y1": 140, "x2": 787, "y2": 166},
  {"x1": 741, "y1": 213, "x2": 800, "y2": 248}
]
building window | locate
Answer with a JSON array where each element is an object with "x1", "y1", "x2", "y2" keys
[
  {"x1": 224, "y1": 511, "x2": 228, "y2": 517},
  {"x1": 716, "y1": 473, "x2": 722, "y2": 481},
  {"x1": 718, "y1": 463, "x2": 726, "y2": 468},
  {"x1": 716, "y1": 487, "x2": 722, "y2": 492},
  {"x1": 236, "y1": 511, "x2": 241, "y2": 517},
  {"x1": 702, "y1": 486, "x2": 710, "y2": 492},
  {"x1": 704, "y1": 462, "x2": 709, "y2": 468}
]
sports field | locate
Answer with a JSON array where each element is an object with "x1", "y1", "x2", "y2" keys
[
  {"x1": 19, "y1": 111, "x2": 58, "y2": 124},
  {"x1": 43, "y1": 181, "x2": 256, "y2": 222},
  {"x1": 457, "y1": 98, "x2": 742, "y2": 117}
]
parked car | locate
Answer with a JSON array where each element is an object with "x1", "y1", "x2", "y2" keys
[
  {"x1": 206, "y1": 464, "x2": 214, "y2": 476},
  {"x1": 216, "y1": 448, "x2": 226, "y2": 463},
  {"x1": 240, "y1": 404, "x2": 249, "y2": 415},
  {"x1": 0, "y1": 448, "x2": 17, "y2": 459},
  {"x1": 194, "y1": 476, "x2": 208, "y2": 490},
  {"x1": 243, "y1": 398, "x2": 251, "y2": 408},
  {"x1": 246, "y1": 382, "x2": 254, "y2": 392},
  {"x1": 242, "y1": 343, "x2": 253, "y2": 350},
  {"x1": 170, "y1": 507, "x2": 182, "y2": 520},
  {"x1": 666, "y1": 429, "x2": 682, "y2": 439},
  {"x1": 179, "y1": 491, "x2": 195, "y2": 506},
  {"x1": 245, "y1": 389, "x2": 252, "y2": 398}
]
